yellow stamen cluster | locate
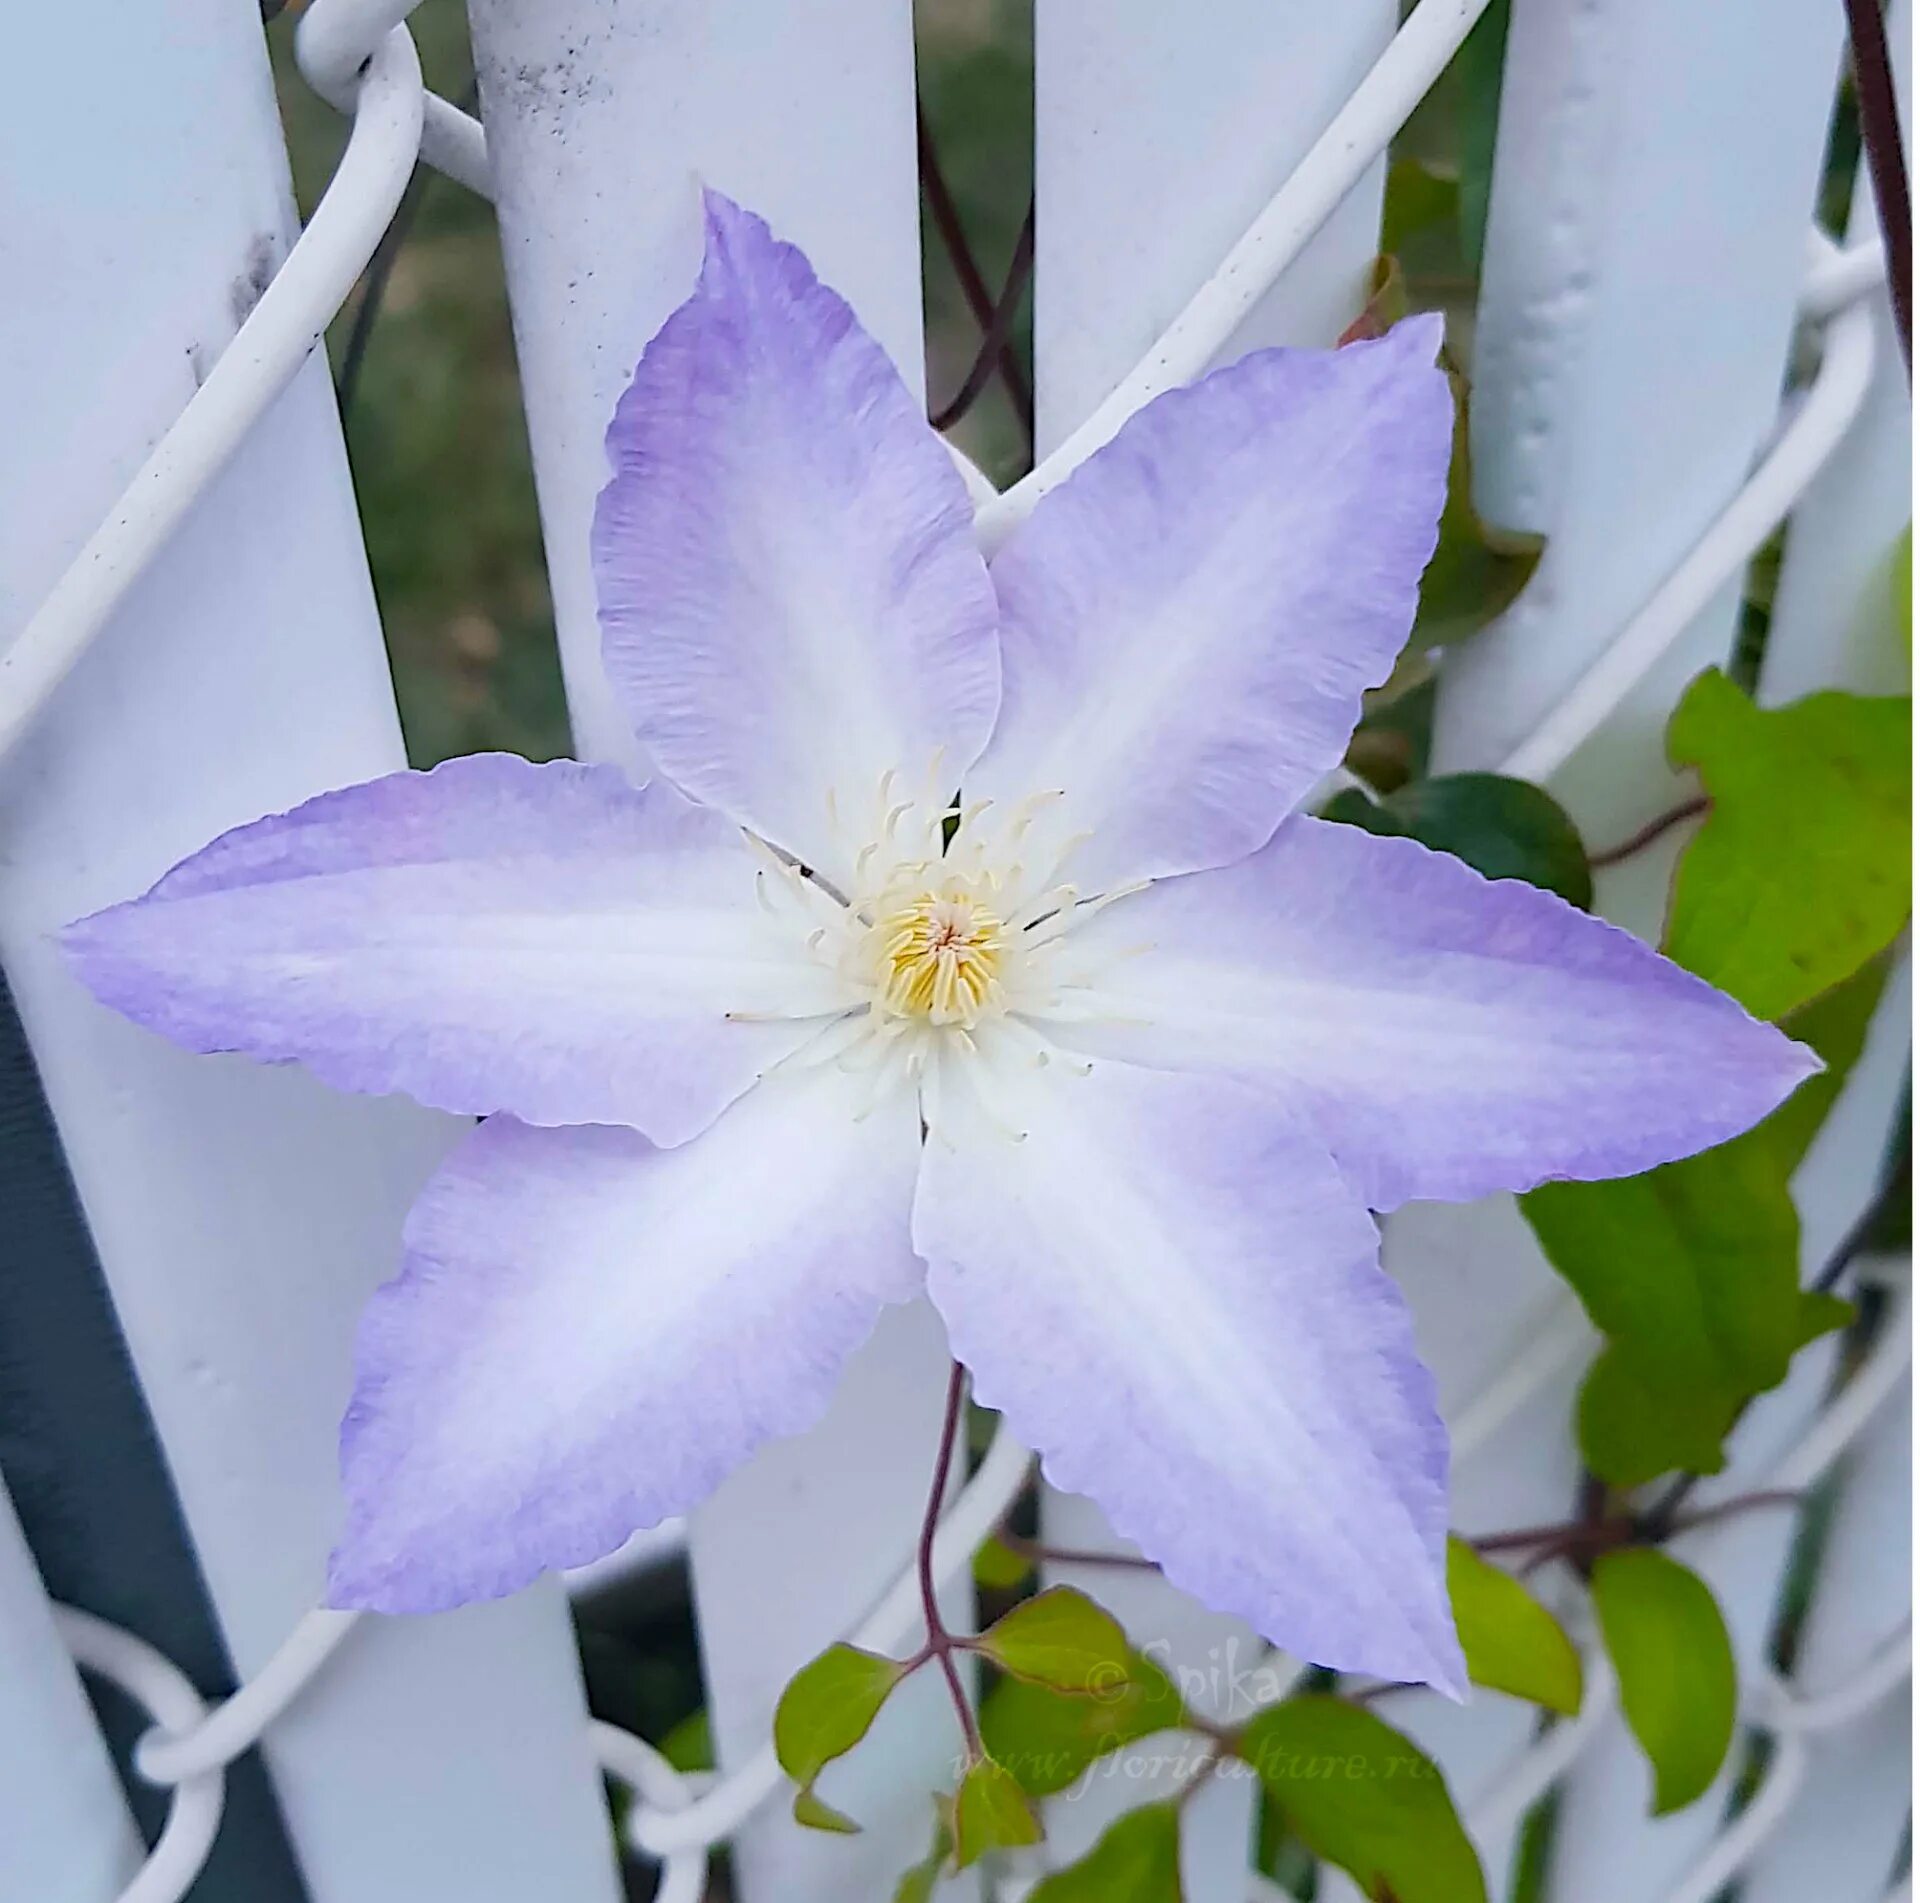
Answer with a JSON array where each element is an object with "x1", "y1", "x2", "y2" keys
[{"x1": 875, "y1": 888, "x2": 1006, "y2": 1026}]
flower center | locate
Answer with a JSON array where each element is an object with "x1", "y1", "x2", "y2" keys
[{"x1": 874, "y1": 886, "x2": 1006, "y2": 1026}]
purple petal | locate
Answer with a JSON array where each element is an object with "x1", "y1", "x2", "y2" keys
[
  {"x1": 966, "y1": 318, "x2": 1452, "y2": 894},
  {"x1": 593, "y1": 191, "x2": 1000, "y2": 886},
  {"x1": 1039, "y1": 816, "x2": 1819, "y2": 1211},
  {"x1": 915, "y1": 1040, "x2": 1462, "y2": 1691},
  {"x1": 329, "y1": 1065, "x2": 924, "y2": 1612},
  {"x1": 63, "y1": 753, "x2": 849, "y2": 1147}
]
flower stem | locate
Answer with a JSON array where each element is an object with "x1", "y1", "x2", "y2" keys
[
  {"x1": 916, "y1": 1360, "x2": 985, "y2": 1761},
  {"x1": 1470, "y1": 1485, "x2": 1805, "y2": 1567},
  {"x1": 931, "y1": 204, "x2": 1036, "y2": 435},
  {"x1": 1843, "y1": 0, "x2": 1913, "y2": 373},
  {"x1": 1587, "y1": 794, "x2": 1708, "y2": 869},
  {"x1": 916, "y1": 106, "x2": 1036, "y2": 449}
]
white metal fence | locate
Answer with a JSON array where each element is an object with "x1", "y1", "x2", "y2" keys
[{"x1": 0, "y1": 2, "x2": 1908, "y2": 1900}]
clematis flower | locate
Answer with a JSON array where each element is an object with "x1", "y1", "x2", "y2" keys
[{"x1": 64, "y1": 191, "x2": 1813, "y2": 1693}]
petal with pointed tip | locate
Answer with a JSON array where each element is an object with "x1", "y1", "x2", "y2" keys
[
  {"x1": 62, "y1": 753, "x2": 847, "y2": 1148},
  {"x1": 594, "y1": 191, "x2": 1000, "y2": 887},
  {"x1": 914, "y1": 1041, "x2": 1462, "y2": 1692},
  {"x1": 329, "y1": 1064, "x2": 924, "y2": 1612},
  {"x1": 968, "y1": 319, "x2": 1451, "y2": 893},
  {"x1": 1035, "y1": 817, "x2": 1818, "y2": 1210}
]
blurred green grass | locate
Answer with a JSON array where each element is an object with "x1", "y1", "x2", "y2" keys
[{"x1": 271, "y1": 0, "x2": 1034, "y2": 769}]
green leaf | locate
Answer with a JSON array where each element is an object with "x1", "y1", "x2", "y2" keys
[
  {"x1": 890, "y1": 1812, "x2": 953, "y2": 1903},
  {"x1": 1766, "y1": 957, "x2": 1892, "y2": 1170},
  {"x1": 893, "y1": 1859, "x2": 940, "y2": 1903},
  {"x1": 660, "y1": 1706, "x2": 713, "y2": 1776},
  {"x1": 1414, "y1": 356, "x2": 1544, "y2": 650},
  {"x1": 1576, "y1": 1343, "x2": 1741, "y2": 1487},
  {"x1": 972, "y1": 1534, "x2": 1035, "y2": 1591},
  {"x1": 1382, "y1": 158, "x2": 1461, "y2": 259},
  {"x1": 1664, "y1": 669, "x2": 1911, "y2": 1021},
  {"x1": 1795, "y1": 1289, "x2": 1857, "y2": 1348},
  {"x1": 1526, "y1": 952, "x2": 1886, "y2": 1484},
  {"x1": 1591, "y1": 1550, "x2": 1737, "y2": 1814},
  {"x1": 1239, "y1": 1697, "x2": 1486, "y2": 1903},
  {"x1": 792, "y1": 1786, "x2": 861, "y2": 1835},
  {"x1": 977, "y1": 1586, "x2": 1134, "y2": 1694},
  {"x1": 1530, "y1": 1134, "x2": 1801, "y2": 1485},
  {"x1": 1447, "y1": 1538, "x2": 1583, "y2": 1714},
  {"x1": 952, "y1": 1756, "x2": 1042, "y2": 1868},
  {"x1": 1324, "y1": 773, "x2": 1592, "y2": 907},
  {"x1": 980, "y1": 1648, "x2": 1187, "y2": 1797},
  {"x1": 773, "y1": 1642, "x2": 907, "y2": 1829},
  {"x1": 1528, "y1": 1134, "x2": 1801, "y2": 1391},
  {"x1": 1029, "y1": 1802, "x2": 1184, "y2": 1902}
]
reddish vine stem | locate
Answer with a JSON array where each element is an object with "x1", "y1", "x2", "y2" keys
[
  {"x1": 1843, "y1": 0, "x2": 1913, "y2": 372},
  {"x1": 993, "y1": 1486, "x2": 1806, "y2": 1602},
  {"x1": 914, "y1": 1360, "x2": 985, "y2": 1761},
  {"x1": 1474, "y1": 1485, "x2": 1806, "y2": 1571},
  {"x1": 931, "y1": 202, "x2": 1036, "y2": 434},
  {"x1": 1587, "y1": 794, "x2": 1708, "y2": 869},
  {"x1": 1174, "y1": 1736, "x2": 1228, "y2": 1808},
  {"x1": 916, "y1": 104, "x2": 1036, "y2": 448}
]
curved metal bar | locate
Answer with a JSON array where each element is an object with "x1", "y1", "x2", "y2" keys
[
  {"x1": 135, "y1": 1609, "x2": 361, "y2": 1786},
  {"x1": 53, "y1": 1604, "x2": 226, "y2": 1903},
  {"x1": 974, "y1": 0, "x2": 1497, "y2": 547},
  {"x1": 296, "y1": 0, "x2": 491, "y2": 197},
  {"x1": 1500, "y1": 248, "x2": 1878, "y2": 784}
]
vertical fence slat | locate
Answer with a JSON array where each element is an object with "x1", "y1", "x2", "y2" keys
[
  {"x1": 0, "y1": 8, "x2": 621, "y2": 1901},
  {"x1": 1741, "y1": 1373, "x2": 1911, "y2": 1903},
  {"x1": 1743, "y1": 16, "x2": 1913, "y2": 1885},
  {"x1": 1759, "y1": 0, "x2": 1913, "y2": 714},
  {"x1": 0, "y1": 970, "x2": 314, "y2": 1901},
  {"x1": 459, "y1": 5, "x2": 968, "y2": 1895},
  {"x1": 1436, "y1": 0, "x2": 1844, "y2": 841},
  {"x1": 1032, "y1": 4, "x2": 1395, "y2": 1889},
  {"x1": 1410, "y1": 3, "x2": 1854, "y2": 1897},
  {"x1": 1034, "y1": 0, "x2": 1392, "y2": 442},
  {"x1": 0, "y1": 1475, "x2": 143, "y2": 1903}
]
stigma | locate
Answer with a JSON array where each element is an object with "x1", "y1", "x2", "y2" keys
[{"x1": 873, "y1": 882, "x2": 1006, "y2": 1026}]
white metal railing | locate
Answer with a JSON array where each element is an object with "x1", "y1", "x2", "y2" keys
[{"x1": 0, "y1": 0, "x2": 1907, "y2": 1900}]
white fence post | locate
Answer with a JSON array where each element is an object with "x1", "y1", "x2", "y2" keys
[
  {"x1": 1030, "y1": 5, "x2": 1395, "y2": 1891},
  {"x1": 0, "y1": 1476, "x2": 143, "y2": 1903},
  {"x1": 1741, "y1": 1366, "x2": 1911, "y2": 1903},
  {"x1": 459, "y1": 4, "x2": 971, "y2": 1895},
  {"x1": 0, "y1": 7, "x2": 620, "y2": 1900},
  {"x1": 1404, "y1": 2, "x2": 1890, "y2": 1899},
  {"x1": 1744, "y1": 15, "x2": 1913, "y2": 1888}
]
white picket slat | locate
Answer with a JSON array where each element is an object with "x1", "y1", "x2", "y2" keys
[
  {"x1": 0, "y1": 1476, "x2": 143, "y2": 1903},
  {"x1": 458, "y1": 5, "x2": 974, "y2": 1895},
  {"x1": 1760, "y1": 0, "x2": 1913, "y2": 714},
  {"x1": 1744, "y1": 13, "x2": 1913, "y2": 1888},
  {"x1": 1742, "y1": 1368, "x2": 1911, "y2": 1903},
  {"x1": 1030, "y1": 5, "x2": 1396, "y2": 1892},
  {"x1": 1400, "y1": 2, "x2": 1862, "y2": 1898},
  {"x1": 0, "y1": 8, "x2": 620, "y2": 1901}
]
